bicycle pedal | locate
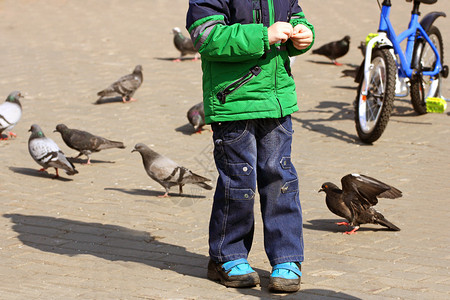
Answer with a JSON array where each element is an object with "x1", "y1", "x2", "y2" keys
[{"x1": 426, "y1": 97, "x2": 447, "y2": 113}]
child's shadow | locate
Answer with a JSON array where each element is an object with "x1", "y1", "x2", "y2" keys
[{"x1": 4, "y1": 213, "x2": 361, "y2": 298}]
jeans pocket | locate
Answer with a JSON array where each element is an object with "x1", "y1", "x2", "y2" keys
[
  {"x1": 212, "y1": 120, "x2": 249, "y2": 145},
  {"x1": 281, "y1": 178, "x2": 299, "y2": 194},
  {"x1": 275, "y1": 115, "x2": 294, "y2": 135},
  {"x1": 229, "y1": 188, "x2": 255, "y2": 201}
]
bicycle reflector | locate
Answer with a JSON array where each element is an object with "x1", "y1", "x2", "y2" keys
[{"x1": 426, "y1": 97, "x2": 447, "y2": 113}]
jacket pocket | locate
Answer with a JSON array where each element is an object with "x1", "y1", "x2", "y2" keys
[{"x1": 216, "y1": 65, "x2": 262, "y2": 104}]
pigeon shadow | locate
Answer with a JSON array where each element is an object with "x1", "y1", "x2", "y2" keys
[
  {"x1": 68, "y1": 157, "x2": 116, "y2": 165},
  {"x1": 291, "y1": 101, "x2": 363, "y2": 144},
  {"x1": 93, "y1": 96, "x2": 124, "y2": 105},
  {"x1": 105, "y1": 187, "x2": 207, "y2": 199},
  {"x1": 154, "y1": 57, "x2": 198, "y2": 62},
  {"x1": 4, "y1": 213, "x2": 362, "y2": 299},
  {"x1": 304, "y1": 219, "x2": 394, "y2": 233},
  {"x1": 175, "y1": 123, "x2": 209, "y2": 136},
  {"x1": 8, "y1": 167, "x2": 74, "y2": 181},
  {"x1": 175, "y1": 123, "x2": 197, "y2": 135}
]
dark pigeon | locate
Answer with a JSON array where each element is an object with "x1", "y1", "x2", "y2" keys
[
  {"x1": 318, "y1": 173, "x2": 401, "y2": 234},
  {"x1": 0, "y1": 91, "x2": 23, "y2": 140},
  {"x1": 187, "y1": 102, "x2": 206, "y2": 133},
  {"x1": 312, "y1": 35, "x2": 351, "y2": 66},
  {"x1": 54, "y1": 124, "x2": 125, "y2": 164},
  {"x1": 132, "y1": 143, "x2": 213, "y2": 197},
  {"x1": 96, "y1": 65, "x2": 143, "y2": 103},
  {"x1": 172, "y1": 27, "x2": 199, "y2": 62},
  {"x1": 28, "y1": 124, "x2": 78, "y2": 178}
]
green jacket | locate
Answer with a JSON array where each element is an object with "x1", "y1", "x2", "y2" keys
[{"x1": 186, "y1": 0, "x2": 315, "y2": 124}]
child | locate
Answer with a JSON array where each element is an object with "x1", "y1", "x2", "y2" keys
[{"x1": 186, "y1": 0, "x2": 314, "y2": 293}]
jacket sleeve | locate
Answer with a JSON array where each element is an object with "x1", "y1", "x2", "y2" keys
[
  {"x1": 186, "y1": 1, "x2": 270, "y2": 62},
  {"x1": 286, "y1": 1, "x2": 315, "y2": 57}
]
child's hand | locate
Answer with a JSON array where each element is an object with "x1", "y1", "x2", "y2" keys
[
  {"x1": 290, "y1": 24, "x2": 313, "y2": 50},
  {"x1": 268, "y1": 22, "x2": 293, "y2": 45}
]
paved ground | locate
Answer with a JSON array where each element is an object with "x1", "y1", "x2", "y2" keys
[{"x1": 0, "y1": 0, "x2": 449, "y2": 299}]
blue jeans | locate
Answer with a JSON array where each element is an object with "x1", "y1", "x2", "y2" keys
[{"x1": 209, "y1": 115, "x2": 304, "y2": 266}]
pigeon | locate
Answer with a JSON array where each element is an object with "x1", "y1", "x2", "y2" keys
[
  {"x1": 54, "y1": 124, "x2": 125, "y2": 164},
  {"x1": 318, "y1": 173, "x2": 401, "y2": 234},
  {"x1": 312, "y1": 35, "x2": 351, "y2": 66},
  {"x1": 96, "y1": 65, "x2": 143, "y2": 103},
  {"x1": 132, "y1": 143, "x2": 213, "y2": 197},
  {"x1": 172, "y1": 27, "x2": 199, "y2": 62},
  {"x1": 0, "y1": 91, "x2": 23, "y2": 140},
  {"x1": 28, "y1": 124, "x2": 78, "y2": 178},
  {"x1": 187, "y1": 102, "x2": 206, "y2": 133}
]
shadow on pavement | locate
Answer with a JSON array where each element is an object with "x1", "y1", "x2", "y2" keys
[
  {"x1": 4, "y1": 213, "x2": 361, "y2": 299},
  {"x1": 9, "y1": 167, "x2": 74, "y2": 181},
  {"x1": 291, "y1": 101, "x2": 361, "y2": 144},
  {"x1": 304, "y1": 219, "x2": 395, "y2": 234}
]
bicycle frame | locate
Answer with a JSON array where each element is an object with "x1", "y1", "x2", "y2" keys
[{"x1": 362, "y1": 1, "x2": 442, "y2": 95}]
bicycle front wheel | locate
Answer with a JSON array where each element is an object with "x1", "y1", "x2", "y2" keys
[
  {"x1": 410, "y1": 26, "x2": 444, "y2": 115},
  {"x1": 355, "y1": 48, "x2": 396, "y2": 144}
]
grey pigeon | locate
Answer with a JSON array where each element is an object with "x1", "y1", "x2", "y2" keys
[
  {"x1": 96, "y1": 65, "x2": 143, "y2": 103},
  {"x1": 187, "y1": 102, "x2": 205, "y2": 133},
  {"x1": 54, "y1": 124, "x2": 125, "y2": 164},
  {"x1": 28, "y1": 124, "x2": 78, "y2": 178},
  {"x1": 312, "y1": 35, "x2": 351, "y2": 66},
  {"x1": 318, "y1": 173, "x2": 401, "y2": 234},
  {"x1": 0, "y1": 91, "x2": 23, "y2": 140},
  {"x1": 132, "y1": 143, "x2": 213, "y2": 197},
  {"x1": 172, "y1": 27, "x2": 199, "y2": 62}
]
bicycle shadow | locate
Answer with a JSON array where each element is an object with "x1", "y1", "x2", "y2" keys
[
  {"x1": 292, "y1": 101, "x2": 362, "y2": 144},
  {"x1": 4, "y1": 213, "x2": 361, "y2": 299}
]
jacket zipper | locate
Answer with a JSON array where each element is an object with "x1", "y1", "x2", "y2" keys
[
  {"x1": 268, "y1": 0, "x2": 283, "y2": 117},
  {"x1": 216, "y1": 66, "x2": 262, "y2": 104},
  {"x1": 252, "y1": 0, "x2": 262, "y2": 24}
]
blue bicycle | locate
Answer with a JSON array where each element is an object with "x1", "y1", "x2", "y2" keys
[{"x1": 355, "y1": 0, "x2": 448, "y2": 143}]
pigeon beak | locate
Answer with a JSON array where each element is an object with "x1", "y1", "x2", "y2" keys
[
  {"x1": 318, "y1": 188, "x2": 324, "y2": 193},
  {"x1": 131, "y1": 148, "x2": 136, "y2": 153}
]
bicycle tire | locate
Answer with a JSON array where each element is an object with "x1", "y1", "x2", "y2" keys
[
  {"x1": 410, "y1": 26, "x2": 444, "y2": 115},
  {"x1": 355, "y1": 48, "x2": 396, "y2": 144}
]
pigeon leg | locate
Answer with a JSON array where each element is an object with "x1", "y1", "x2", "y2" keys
[
  {"x1": 336, "y1": 221, "x2": 350, "y2": 226},
  {"x1": 178, "y1": 184, "x2": 184, "y2": 195},
  {"x1": 122, "y1": 96, "x2": 137, "y2": 103},
  {"x1": 82, "y1": 154, "x2": 92, "y2": 165},
  {"x1": 38, "y1": 168, "x2": 46, "y2": 172},
  {"x1": 332, "y1": 60, "x2": 343, "y2": 66},
  {"x1": 53, "y1": 168, "x2": 60, "y2": 179},
  {"x1": 173, "y1": 57, "x2": 182, "y2": 63},
  {"x1": 191, "y1": 53, "x2": 200, "y2": 61},
  {"x1": 8, "y1": 132, "x2": 17, "y2": 138},
  {"x1": 344, "y1": 226, "x2": 360, "y2": 235},
  {"x1": 158, "y1": 192, "x2": 170, "y2": 198}
]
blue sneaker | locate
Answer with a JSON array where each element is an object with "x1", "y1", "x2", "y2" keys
[
  {"x1": 207, "y1": 258, "x2": 260, "y2": 288},
  {"x1": 268, "y1": 262, "x2": 302, "y2": 292}
]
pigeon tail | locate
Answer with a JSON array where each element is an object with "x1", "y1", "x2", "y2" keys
[
  {"x1": 376, "y1": 216, "x2": 401, "y2": 231},
  {"x1": 65, "y1": 168, "x2": 79, "y2": 176},
  {"x1": 102, "y1": 140, "x2": 126, "y2": 150},
  {"x1": 195, "y1": 181, "x2": 213, "y2": 190}
]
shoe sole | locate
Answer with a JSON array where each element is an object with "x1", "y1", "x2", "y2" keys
[
  {"x1": 268, "y1": 277, "x2": 301, "y2": 293},
  {"x1": 207, "y1": 263, "x2": 260, "y2": 288}
]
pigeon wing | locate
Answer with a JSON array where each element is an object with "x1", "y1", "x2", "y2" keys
[
  {"x1": 115, "y1": 73, "x2": 141, "y2": 96},
  {"x1": 0, "y1": 102, "x2": 22, "y2": 132},
  {"x1": 28, "y1": 136, "x2": 76, "y2": 174}
]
